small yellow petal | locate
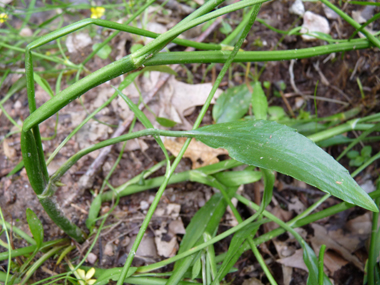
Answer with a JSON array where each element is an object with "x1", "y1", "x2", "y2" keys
[
  {"x1": 76, "y1": 268, "x2": 86, "y2": 279},
  {"x1": 85, "y1": 268, "x2": 95, "y2": 280},
  {"x1": 90, "y1": 7, "x2": 105, "y2": 19},
  {"x1": 87, "y1": 279, "x2": 97, "y2": 285},
  {"x1": 0, "y1": 13, "x2": 8, "y2": 24}
]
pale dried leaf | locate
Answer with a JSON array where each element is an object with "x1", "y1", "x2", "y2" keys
[
  {"x1": 264, "y1": 205, "x2": 293, "y2": 232},
  {"x1": 3, "y1": 139, "x2": 16, "y2": 159},
  {"x1": 164, "y1": 137, "x2": 228, "y2": 169},
  {"x1": 277, "y1": 249, "x2": 308, "y2": 272},
  {"x1": 158, "y1": 77, "x2": 222, "y2": 129},
  {"x1": 310, "y1": 223, "x2": 364, "y2": 270}
]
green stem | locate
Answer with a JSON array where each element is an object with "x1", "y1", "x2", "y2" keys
[
  {"x1": 145, "y1": 37, "x2": 373, "y2": 66},
  {"x1": 23, "y1": 37, "x2": 374, "y2": 131},
  {"x1": 368, "y1": 195, "x2": 380, "y2": 285},
  {"x1": 318, "y1": 244, "x2": 326, "y2": 285}
]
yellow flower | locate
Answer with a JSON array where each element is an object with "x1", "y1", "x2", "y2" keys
[
  {"x1": 76, "y1": 267, "x2": 96, "y2": 285},
  {"x1": 90, "y1": 7, "x2": 105, "y2": 19},
  {"x1": 0, "y1": 13, "x2": 8, "y2": 23}
]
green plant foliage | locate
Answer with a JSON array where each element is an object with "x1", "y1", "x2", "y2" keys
[
  {"x1": 94, "y1": 267, "x2": 137, "y2": 285},
  {"x1": 212, "y1": 83, "x2": 252, "y2": 123},
  {"x1": 348, "y1": 146, "x2": 372, "y2": 167},
  {"x1": 156, "y1": 117, "x2": 177, "y2": 127},
  {"x1": 219, "y1": 20, "x2": 232, "y2": 35},
  {"x1": 251, "y1": 81, "x2": 268, "y2": 120},
  {"x1": 26, "y1": 209, "x2": 44, "y2": 249},
  {"x1": 268, "y1": 106, "x2": 287, "y2": 121},
  {"x1": 188, "y1": 120, "x2": 377, "y2": 211},
  {"x1": 92, "y1": 43, "x2": 112, "y2": 59},
  {"x1": 213, "y1": 170, "x2": 262, "y2": 186}
]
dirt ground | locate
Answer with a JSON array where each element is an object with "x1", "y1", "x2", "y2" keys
[{"x1": 1, "y1": 1, "x2": 380, "y2": 284}]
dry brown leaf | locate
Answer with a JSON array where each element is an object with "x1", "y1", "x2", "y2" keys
[
  {"x1": 310, "y1": 223, "x2": 364, "y2": 270},
  {"x1": 3, "y1": 139, "x2": 17, "y2": 160},
  {"x1": 323, "y1": 251, "x2": 348, "y2": 274},
  {"x1": 242, "y1": 278, "x2": 264, "y2": 285},
  {"x1": 164, "y1": 137, "x2": 228, "y2": 169},
  {"x1": 157, "y1": 77, "x2": 222, "y2": 129},
  {"x1": 273, "y1": 240, "x2": 295, "y2": 285},
  {"x1": 277, "y1": 249, "x2": 308, "y2": 272},
  {"x1": 264, "y1": 205, "x2": 293, "y2": 232}
]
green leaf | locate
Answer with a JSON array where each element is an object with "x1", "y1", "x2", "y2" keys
[
  {"x1": 213, "y1": 170, "x2": 262, "y2": 186},
  {"x1": 268, "y1": 106, "x2": 287, "y2": 121},
  {"x1": 86, "y1": 195, "x2": 102, "y2": 230},
  {"x1": 252, "y1": 81, "x2": 268, "y2": 120},
  {"x1": 212, "y1": 84, "x2": 251, "y2": 123},
  {"x1": 156, "y1": 117, "x2": 177, "y2": 128},
  {"x1": 94, "y1": 267, "x2": 137, "y2": 285},
  {"x1": 34, "y1": 73, "x2": 54, "y2": 98},
  {"x1": 6, "y1": 160, "x2": 24, "y2": 177},
  {"x1": 219, "y1": 21, "x2": 232, "y2": 34},
  {"x1": 347, "y1": 150, "x2": 359, "y2": 159},
  {"x1": 361, "y1": 146, "x2": 372, "y2": 158},
  {"x1": 130, "y1": 43, "x2": 144, "y2": 53},
  {"x1": 26, "y1": 208, "x2": 44, "y2": 249},
  {"x1": 188, "y1": 120, "x2": 378, "y2": 212},
  {"x1": 192, "y1": 258, "x2": 201, "y2": 280},
  {"x1": 92, "y1": 43, "x2": 112, "y2": 60}
]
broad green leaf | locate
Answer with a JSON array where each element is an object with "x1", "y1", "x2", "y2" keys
[
  {"x1": 347, "y1": 150, "x2": 359, "y2": 160},
  {"x1": 188, "y1": 120, "x2": 378, "y2": 212},
  {"x1": 26, "y1": 208, "x2": 44, "y2": 249},
  {"x1": 251, "y1": 81, "x2": 268, "y2": 120},
  {"x1": 92, "y1": 43, "x2": 112, "y2": 59},
  {"x1": 213, "y1": 170, "x2": 262, "y2": 186},
  {"x1": 212, "y1": 84, "x2": 251, "y2": 123},
  {"x1": 156, "y1": 117, "x2": 177, "y2": 128},
  {"x1": 361, "y1": 146, "x2": 372, "y2": 157}
]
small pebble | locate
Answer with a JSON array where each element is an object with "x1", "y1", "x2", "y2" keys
[
  {"x1": 140, "y1": 200, "x2": 149, "y2": 210},
  {"x1": 86, "y1": 253, "x2": 97, "y2": 264}
]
